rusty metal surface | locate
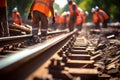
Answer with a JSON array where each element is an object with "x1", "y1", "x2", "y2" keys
[
  {"x1": 0, "y1": 30, "x2": 76, "y2": 80},
  {"x1": 0, "y1": 23, "x2": 120, "y2": 80}
]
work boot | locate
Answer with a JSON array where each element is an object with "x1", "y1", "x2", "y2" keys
[
  {"x1": 35, "y1": 36, "x2": 41, "y2": 43},
  {"x1": 31, "y1": 35, "x2": 40, "y2": 44},
  {"x1": 41, "y1": 36, "x2": 46, "y2": 42},
  {"x1": 41, "y1": 29, "x2": 47, "y2": 42},
  {"x1": 32, "y1": 27, "x2": 40, "y2": 43}
]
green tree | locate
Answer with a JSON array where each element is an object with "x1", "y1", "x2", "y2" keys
[
  {"x1": 7, "y1": 0, "x2": 120, "y2": 22},
  {"x1": 7, "y1": 0, "x2": 33, "y2": 17}
]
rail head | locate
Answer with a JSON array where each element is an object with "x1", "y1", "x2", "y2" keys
[
  {"x1": 0, "y1": 30, "x2": 68, "y2": 47},
  {"x1": 0, "y1": 30, "x2": 77, "y2": 75}
]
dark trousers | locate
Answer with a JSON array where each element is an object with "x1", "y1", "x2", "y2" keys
[
  {"x1": 68, "y1": 14, "x2": 77, "y2": 32},
  {"x1": 102, "y1": 19, "x2": 108, "y2": 28},
  {"x1": 76, "y1": 23, "x2": 82, "y2": 31},
  {"x1": 32, "y1": 11, "x2": 48, "y2": 38},
  {"x1": 95, "y1": 21, "x2": 100, "y2": 29}
]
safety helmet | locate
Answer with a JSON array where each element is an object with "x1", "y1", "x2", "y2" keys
[
  {"x1": 78, "y1": 8, "x2": 83, "y2": 12},
  {"x1": 91, "y1": 8, "x2": 96, "y2": 13},
  {"x1": 95, "y1": 6, "x2": 99, "y2": 11},
  {"x1": 66, "y1": 11, "x2": 70, "y2": 15},
  {"x1": 12, "y1": 7, "x2": 18, "y2": 12},
  {"x1": 85, "y1": 11, "x2": 89, "y2": 16},
  {"x1": 55, "y1": 10, "x2": 58, "y2": 13},
  {"x1": 61, "y1": 11, "x2": 67, "y2": 16}
]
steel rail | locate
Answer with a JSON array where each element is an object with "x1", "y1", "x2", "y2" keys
[
  {"x1": 0, "y1": 30, "x2": 76, "y2": 76},
  {"x1": 0, "y1": 30, "x2": 68, "y2": 47}
]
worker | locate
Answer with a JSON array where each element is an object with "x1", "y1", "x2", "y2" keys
[
  {"x1": 95, "y1": 6, "x2": 109, "y2": 28},
  {"x1": 65, "y1": 12, "x2": 70, "y2": 29},
  {"x1": 83, "y1": 11, "x2": 89, "y2": 23},
  {"x1": 0, "y1": 0, "x2": 9, "y2": 37},
  {"x1": 53, "y1": 10, "x2": 60, "y2": 30},
  {"x1": 67, "y1": 0, "x2": 79, "y2": 32},
  {"x1": 76, "y1": 8, "x2": 83, "y2": 31},
  {"x1": 12, "y1": 7, "x2": 22, "y2": 25},
  {"x1": 59, "y1": 12, "x2": 68, "y2": 30},
  {"x1": 28, "y1": 0, "x2": 55, "y2": 43},
  {"x1": 91, "y1": 8, "x2": 100, "y2": 29}
]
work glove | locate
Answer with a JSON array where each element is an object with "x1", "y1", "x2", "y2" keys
[
  {"x1": 52, "y1": 16, "x2": 55, "y2": 24},
  {"x1": 28, "y1": 13, "x2": 32, "y2": 20}
]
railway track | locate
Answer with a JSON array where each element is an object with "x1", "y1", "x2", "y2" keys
[
  {"x1": 0, "y1": 29, "x2": 77, "y2": 80},
  {"x1": 0, "y1": 30, "x2": 68, "y2": 55},
  {"x1": 0, "y1": 23, "x2": 120, "y2": 80}
]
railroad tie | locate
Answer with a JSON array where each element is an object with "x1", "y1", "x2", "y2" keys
[{"x1": 65, "y1": 68, "x2": 99, "y2": 80}]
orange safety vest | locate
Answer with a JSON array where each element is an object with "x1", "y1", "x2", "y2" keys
[
  {"x1": 98, "y1": 9, "x2": 109, "y2": 22},
  {"x1": 93, "y1": 12, "x2": 99, "y2": 23},
  {"x1": 0, "y1": 0, "x2": 6, "y2": 7},
  {"x1": 69, "y1": 2, "x2": 79, "y2": 15},
  {"x1": 66, "y1": 15, "x2": 70, "y2": 23},
  {"x1": 59, "y1": 15, "x2": 66, "y2": 24},
  {"x1": 12, "y1": 11, "x2": 22, "y2": 25},
  {"x1": 32, "y1": 0, "x2": 51, "y2": 17},
  {"x1": 81, "y1": 12, "x2": 86, "y2": 23},
  {"x1": 76, "y1": 11, "x2": 83, "y2": 25}
]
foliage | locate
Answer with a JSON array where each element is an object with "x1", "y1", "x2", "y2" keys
[
  {"x1": 7, "y1": 0, "x2": 33, "y2": 17},
  {"x1": 53, "y1": 3, "x2": 61, "y2": 14},
  {"x1": 7, "y1": 0, "x2": 120, "y2": 22}
]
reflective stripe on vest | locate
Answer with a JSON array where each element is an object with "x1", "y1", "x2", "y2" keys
[
  {"x1": 41, "y1": 29, "x2": 47, "y2": 31},
  {"x1": 33, "y1": 28, "x2": 38, "y2": 30},
  {"x1": 33, "y1": 0, "x2": 50, "y2": 17}
]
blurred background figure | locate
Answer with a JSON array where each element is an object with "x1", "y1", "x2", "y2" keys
[
  {"x1": 84, "y1": 11, "x2": 89, "y2": 23},
  {"x1": 0, "y1": 0, "x2": 9, "y2": 37},
  {"x1": 59, "y1": 12, "x2": 69, "y2": 30},
  {"x1": 65, "y1": 12, "x2": 70, "y2": 29},
  {"x1": 76, "y1": 8, "x2": 83, "y2": 31},
  {"x1": 12, "y1": 7, "x2": 22, "y2": 25},
  {"x1": 95, "y1": 6, "x2": 109, "y2": 28},
  {"x1": 52, "y1": 10, "x2": 60, "y2": 31},
  {"x1": 67, "y1": 0, "x2": 79, "y2": 32},
  {"x1": 91, "y1": 7, "x2": 100, "y2": 29}
]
